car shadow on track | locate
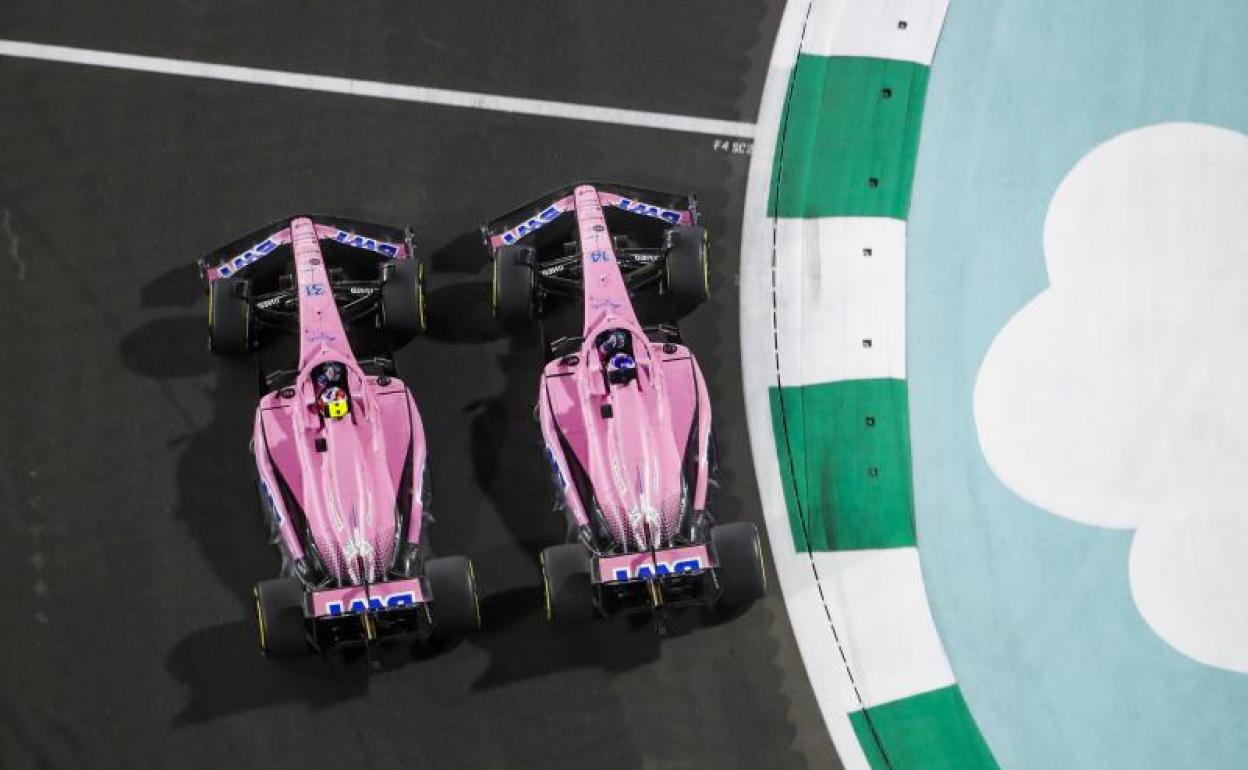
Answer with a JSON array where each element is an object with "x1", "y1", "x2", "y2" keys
[
  {"x1": 166, "y1": 621, "x2": 370, "y2": 725},
  {"x1": 466, "y1": 585, "x2": 748, "y2": 691},
  {"x1": 124, "y1": 265, "x2": 390, "y2": 723},
  {"x1": 122, "y1": 264, "x2": 271, "y2": 604}
]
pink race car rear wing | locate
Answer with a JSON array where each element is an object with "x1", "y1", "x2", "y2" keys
[
  {"x1": 595, "y1": 545, "x2": 713, "y2": 584},
  {"x1": 309, "y1": 577, "x2": 426, "y2": 617},
  {"x1": 198, "y1": 214, "x2": 411, "y2": 284},
  {"x1": 482, "y1": 181, "x2": 698, "y2": 249}
]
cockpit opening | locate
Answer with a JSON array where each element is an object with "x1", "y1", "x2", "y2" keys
[
  {"x1": 595, "y1": 328, "x2": 638, "y2": 386},
  {"x1": 312, "y1": 361, "x2": 352, "y2": 419}
]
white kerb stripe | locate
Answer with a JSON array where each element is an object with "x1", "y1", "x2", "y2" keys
[
  {"x1": 741, "y1": 0, "x2": 954, "y2": 765},
  {"x1": 812, "y1": 548, "x2": 956, "y2": 709},
  {"x1": 768, "y1": 528, "x2": 875, "y2": 769},
  {"x1": 739, "y1": 1, "x2": 877, "y2": 763},
  {"x1": 775, "y1": 217, "x2": 907, "y2": 386},
  {"x1": 0, "y1": 39, "x2": 755, "y2": 138},
  {"x1": 804, "y1": 0, "x2": 950, "y2": 65}
]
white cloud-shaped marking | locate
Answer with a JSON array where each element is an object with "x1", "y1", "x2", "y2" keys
[{"x1": 974, "y1": 122, "x2": 1248, "y2": 672}]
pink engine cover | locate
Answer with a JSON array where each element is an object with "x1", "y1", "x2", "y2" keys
[
  {"x1": 537, "y1": 186, "x2": 713, "y2": 552},
  {"x1": 251, "y1": 217, "x2": 428, "y2": 587}
]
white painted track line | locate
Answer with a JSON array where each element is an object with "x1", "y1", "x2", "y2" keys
[{"x1": 0, "y1": 39, "x2": 756, "y2": 138}]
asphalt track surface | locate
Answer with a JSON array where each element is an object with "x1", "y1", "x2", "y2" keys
[{"x1": 0, "y1": 4, "x2": 842, "y2": 769}]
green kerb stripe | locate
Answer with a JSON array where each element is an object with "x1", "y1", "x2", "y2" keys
[
  {"x1": 850, "y1": 686, "x2": 999, "y2": 770},
  {"x1": 768, "y1": 55, "x2": 930, "y2": 219},
  {"x1": 769, "y1": 379, "x2": 915, "y2": 551}
]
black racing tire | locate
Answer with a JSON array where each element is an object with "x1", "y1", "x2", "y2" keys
[
  {"x1": 381, "y1": 257, "x2": 427, "y2": 338},
  {"x1": 254, "y1": 577, "x2": 309, "y2": 657},
  {"x1": 663, "y1": 225, "x2": 709, "y2": 312},
  {"x1": 540, "y1": 544, "x2": 596, "y2": 624},
  {"x1": 711, "y1": 521, "x2": 767, "y2": 611},
  {"x1": 492, "y1": 245, "x2": 535, "y2": 327},
  {"x1": 427, "y1": 555, "x2": 482, "y2": 635},
  {"x1": 208, "y1": 279, "x2": 252, "y2": 355}
]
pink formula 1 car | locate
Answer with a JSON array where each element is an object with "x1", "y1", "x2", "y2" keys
[
  {"x1": 486, "y1": 183, "x2": 766, "y2": 630},
  {"x1": 200, "y1": 215, "x2": 480, "y2": 656}
]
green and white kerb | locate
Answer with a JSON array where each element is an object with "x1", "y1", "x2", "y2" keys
[{"x1": 741, "y1": 2, "x2": 997, "y2": 768}]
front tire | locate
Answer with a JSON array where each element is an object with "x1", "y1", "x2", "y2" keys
[
  {"x1": 711, "y1": 522, "x2": 767, "y2": 611},
  {"x1": 540, "y1": 544, "x2": 596, "y2": 623},
  {"x1": 492, "y1": 245, "x2": 535, "y2": 327},
  {"x1": 427, "y1": 555, "x2": 482, "y2": 635},
  {"x1": 663, "y1": 225, "x2": 709, "y2": 312},
  {"x1": 381, "y1": 257, "x2": 427, "y2": 338},
  {"x1": 254, "y1": 577, "x2": 309, "y2": 657},
  {"x1": 208, "y1": 279, "x2": 251, "y2": 355}
]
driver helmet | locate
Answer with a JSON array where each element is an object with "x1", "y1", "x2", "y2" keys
[
  {"x1": 608, "y1": 353, "x2": 636, "y2": 373},
  {"x1": 314, "y1": 362, "x2": 344, "y2": 388},
  {"x1": 606, "y1": 352, "x2": 637, "y2": 385},
  {"x1": 596, "y1": 328, "x2": 630, "y2": 358},
  {"x1": 318, "y1": 385, "x2": 350, "y2": 419}
]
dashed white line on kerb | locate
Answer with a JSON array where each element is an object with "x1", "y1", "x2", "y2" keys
[{"x1": 0, "y1": 39, "x2": 756, "y2": 139}]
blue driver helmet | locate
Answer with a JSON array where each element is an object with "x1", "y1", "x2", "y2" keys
[
  {"x1": 607, "y1": 353, "x2": 637, "y2": 385},
  {"x1": 314, "y1": 361, "x2": 344, "y2": 388}
]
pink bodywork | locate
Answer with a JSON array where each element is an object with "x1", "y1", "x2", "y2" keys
[
  {"x1": 252, "y1": 217, "x2": 427, "y2": 589},
  {"x1": 538, "y1": 186, "x2": 713, "y2": 553}
]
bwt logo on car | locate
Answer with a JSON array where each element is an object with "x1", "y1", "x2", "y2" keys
[
  {"x1": 257, "y1": 479, "x2": 282, "y2": 527},
  {"x1": 613, "y1": 557, "x2": 703, "y2": 582},
  {"x1": 501, "y1": 204, "x2": 561, "y2": 245},
  {"x1": 333, "y1": 230, "x2": 400, "y2": 257},
  {"x1": 613, "y1": 197, "x2": 684, "y2": 225},
  {"x1": 218, "y1": 237, "x2": 279, "y2": 277},
  {"x1": 326, "y1": 591, "x2": 418, "y2": 616},
  {"x1": 543, "y1": 445, "x2": 567, "y2": 490}
]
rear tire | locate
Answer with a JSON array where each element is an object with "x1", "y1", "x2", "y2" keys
[
  {"x1": 540, "y1": 544, "x2": 596, "y2": 623},
  {"x1": 381, "y1": 257, "x2": 427, "y2": 338},
  {"x1": 254, "y1": 577, "x2": 309, "y2": 657},
  {"x1": 208, "y1": 279, "x2": 251, "y2": 355},
  {"x1": 427, "y1": 555, "x2": 482, "y2": 635},
  {"x1": 711, "y1": 522, "x2": 766, "y2": 611},
  {"x1": 663, "y1": 225, "x2": 709, "y2": 312},
  {"x1": 492, "y1": 245, "x2": 535, "y2": 327}
]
